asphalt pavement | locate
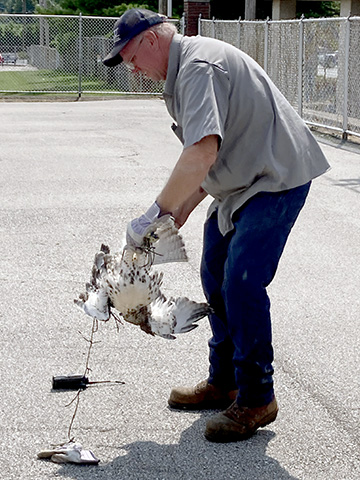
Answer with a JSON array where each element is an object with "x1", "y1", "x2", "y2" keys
[{"x1": 0, "y1": 98, "x2": 359, "y2": 480}]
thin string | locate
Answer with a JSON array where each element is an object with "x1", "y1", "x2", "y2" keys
[{"x1": 66, "y1": 317, "x2": 98, "y2": 441}]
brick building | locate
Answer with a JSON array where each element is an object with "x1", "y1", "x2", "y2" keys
[{"x1": 184, "y1": 0, "x2": 211, "y2": 36}]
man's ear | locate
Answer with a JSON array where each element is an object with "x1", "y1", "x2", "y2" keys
[{"x1": 144, "y1": 30, "x2": 159, "y2": 50}]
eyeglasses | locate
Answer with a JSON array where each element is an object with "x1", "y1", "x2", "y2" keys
[{"x1": 124, "y1": 37, "x2": 144, "y2": 71}]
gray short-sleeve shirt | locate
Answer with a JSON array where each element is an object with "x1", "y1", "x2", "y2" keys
[{"x1": 163, "y1": 34, "x2": 330, "y2": 235}]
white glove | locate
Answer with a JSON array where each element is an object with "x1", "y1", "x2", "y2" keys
[
  {"x1": 126, "y1": 201, "x2": 168, "y2": 247},
  {"x1": 37, "y1": 441, "x2": 99, "y2": 465}
]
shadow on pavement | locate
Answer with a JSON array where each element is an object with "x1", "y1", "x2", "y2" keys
[
  {"x1": 333, "y1": 177, "x2": 360, "y2": 192},
  {"x1": 55, "y1": 414, "x2": 299, "y2": 480}
]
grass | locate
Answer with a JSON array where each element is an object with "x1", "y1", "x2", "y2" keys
[
  {"x1": 0, "y1": 91, "x2": 156, "y2": 102},
  {"x1": 0, "y1": 68, "x2": 110, "y2": 93}
]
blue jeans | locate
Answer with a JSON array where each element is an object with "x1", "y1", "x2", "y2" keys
[{"x1": 200, "y1": 182, "x2": 311, "y2": 407}]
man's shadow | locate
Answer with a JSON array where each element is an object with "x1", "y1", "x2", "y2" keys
[
  {"x1": 333, "y1": 177, "x2": 360, "y2": 193},
  {"x1": 56, "y1": 411, "x2": 299, "y2": 480}
]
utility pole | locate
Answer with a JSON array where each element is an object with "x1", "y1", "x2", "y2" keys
[
  {"x1": 158, "y1": 0, "x2": 167, "y2": 15},
  {"x1": 159, "y1": 0, "x2": 172, "y2": 17},
  {"x1": 39, "y1": 0, "x2": 49, "y2": 47},
  {"x1": 245, "y1": 0, "x2": 256, "y2": 20}
]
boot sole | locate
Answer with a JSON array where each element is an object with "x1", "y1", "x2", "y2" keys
[
  {"x1": 168, "y1": 399, "x2": 233, "y2": 411},
  {"x1": 205, "y1": 408, "x2": 278, "y2": 443}
]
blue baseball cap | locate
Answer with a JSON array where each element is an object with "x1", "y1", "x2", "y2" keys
[{"x1": 103, "y1": 8, "x2": 166, "y2": 67}]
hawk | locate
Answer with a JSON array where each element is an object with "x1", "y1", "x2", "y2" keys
[{"x1": 74, "y1": 217, "x2": 212, "y2": 339}]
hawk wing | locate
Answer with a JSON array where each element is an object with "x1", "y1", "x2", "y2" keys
[
  {"x1": 74, "y1": 245, "x2": 111, "y2": 321},
  {"x1": 147, "y1": 217, "x2": 188, "y2": 265},
  {"x1": 148, "y1": 296, "x2": 213, "y2": 340}
]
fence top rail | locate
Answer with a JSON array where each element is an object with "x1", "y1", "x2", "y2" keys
[
  {"x1": 200, "y1": 15, "x2": 360, "y2": 25},
  {"x1": 1, "y1": 12, "x2": 358, "y2": 25},
  {"x1": 0, "y1": 13, "x2": 120, "y2": 20},
  {"x1": 0, "y1": 13, "x2": 181, "y2": 22}
]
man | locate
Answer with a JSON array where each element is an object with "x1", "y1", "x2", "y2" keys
[{"x1": 103, "y1": 8, "x2": 330, "y2": 443}]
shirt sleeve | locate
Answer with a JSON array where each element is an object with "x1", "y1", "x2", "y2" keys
[{"x1": 177, "y1": 60, "x2": 230, "y2": 149}]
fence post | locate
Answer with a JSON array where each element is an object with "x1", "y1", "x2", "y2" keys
[
  {"x1": 181, "y1": 12, "x2": 186, "y2": 35},
  {"x1": 78, "y1": 12, "x2": 83, "y2": 99},
  {"x1": 264, "y1": 17, "x2": 269, "y2": 73},
  {"x1": 298, "y1": 15, "x2": 304, "y2": 118},
  {"x1": 167, "y1": 0, "x2": 172, "y2": 18},
  {"x1": 198, "y1": 13, "x2": 201, "y2": 36},
  {"x1": 237, "y1": 17, "x2": 241, "y2": 49},
  {"x1": 342, "y1": 16, "x2": 350, "y2": 140},
  {"x1": 211, "y1": 16, "x2": 215, "y2": 38}
]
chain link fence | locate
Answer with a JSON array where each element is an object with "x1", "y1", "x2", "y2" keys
[
  {"x1": 0, "y1": 13, "x2": 359, "y2": 138},
  {"x1": 0, "y1": 13, "x2": 183, "y2": 95},
  {"x1": 200, "y1": 16, "x2": 360, "y2": 139}
]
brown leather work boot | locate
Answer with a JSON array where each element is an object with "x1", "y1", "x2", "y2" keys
[
  {"x1": 205, "y1": 396, "x2": 278, "y2": 442},
  {"x1": 168, "y1": 380, "x2": 238, "y2": 410}
]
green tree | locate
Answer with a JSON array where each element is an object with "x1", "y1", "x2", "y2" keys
[
  {"x1": 102, "y1": 2, "x2": 151, "y2": 17},
  {"x1": 296, "y1": 1, "x2": 340, "y2": 18},
  {"x1": 0, "y1": 20, "x2": 23, "y2": 43},
  {"x1": 2, "y1": 0, "x2": 35, "y2": 13},
  {"x1": 35, "y1": 0, "x2": 124, "y2": 15},
  {"x1": 5, "y1": 0, "x2": 340, "y2": 20},
  {"x1": 35, "y1": 0, "x2": 183, "y2": 17}
]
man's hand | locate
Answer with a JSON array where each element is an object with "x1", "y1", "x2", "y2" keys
[{"x1": 126, "y1": 201, "x2": 166, "y2": 247}]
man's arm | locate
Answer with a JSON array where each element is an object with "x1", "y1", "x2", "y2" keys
[
  {"x1": 171, "y1": 186, "x2": 208, "y2": 228},
  {"x1": 156, "y1": 134, "x2": 218, "y2": 216},
  {"x1": 126, "y1": 134, "x2": 218, "y2": 246}
]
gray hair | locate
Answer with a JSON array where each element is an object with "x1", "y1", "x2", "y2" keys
[
  {"x1": 132, "y1": 20, "x2": 177, "y2": 47},
  {"x1": 149, "y1": 21, "x2": 178, "y2": 37}
]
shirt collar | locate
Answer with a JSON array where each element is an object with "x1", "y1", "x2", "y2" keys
[{"x1": 164, "y1": 33, "x2": 182, "y2": 96}]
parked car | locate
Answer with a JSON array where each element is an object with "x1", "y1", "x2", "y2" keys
[
  {"x1": 2, "y1": 52, "x2": 17, "y2": 64},
  {"x1": 318, "y1": 51, "x2": 338, "y2": 69},
  {"x1": 0, "y1": 53, "x2": 3, "y2": 65}
]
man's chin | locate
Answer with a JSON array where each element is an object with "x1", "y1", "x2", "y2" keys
[
  {"x1": 145, "y1": 74, "x2": 157, "y2": 81},
  {"x1": 144, "y1": 72, "x2": 165, "y2": 82}
]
